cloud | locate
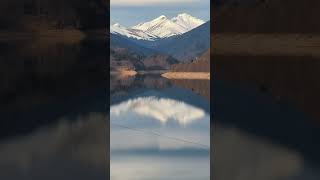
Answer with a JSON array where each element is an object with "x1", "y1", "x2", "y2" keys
[{"x1": 111, "y1": 0, "x2": 203, "y2": 6}]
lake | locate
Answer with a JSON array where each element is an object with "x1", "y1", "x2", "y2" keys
[
  {"x1": 0, "y1": 39, "x2": 108, "y2": 179},
  {"x1": 110, "y1": 75, "x2": 211, "y2": 180},
  {"x1": 213, "y1": 55, "x2": 320, "y2": 180}
]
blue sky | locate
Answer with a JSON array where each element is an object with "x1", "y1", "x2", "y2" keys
[{"x1": 110, "y1": 0, "x2": 210, "y2": 27}]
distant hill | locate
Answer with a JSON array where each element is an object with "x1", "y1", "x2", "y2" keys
[
  {"x1": 151, "y1": 21, "x2": 210, "y2": 62},
  {"x1": 214, "y1": 0, "x2": 320, "y2": 33},
  {"x1": 110, "y1": 46, "x2": 147, "y2": 71},
  {"x1": 170, "y1": 49, "x2": 210, "y2": 72},
  {"x1": 143, "y1": 54, "x2": 178, "y2": 70},
  {"x1": 110, "y1": 47, "x2": 178, "y2": 71},
  {"x1": 110, "y1": 34, "x2": 155, "y2": 56}
]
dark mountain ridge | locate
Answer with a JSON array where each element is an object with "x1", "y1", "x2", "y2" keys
[
  {"x1": 150, "y1": 21, "x2": 210, "y2": 62},
  {"x1": 214, "y1": 0, "x2": 320, "y2": 33},
  {"x1": 110, "y1": 34, "x2": 155, "y2": 56},
  {"x1": 111, "y1": 21, "x2": 210, "y2": 62},
  {"x1": 110, "y1": 47, "x2": 178, "y2": 71}
]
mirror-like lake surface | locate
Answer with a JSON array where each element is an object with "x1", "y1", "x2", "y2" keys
[
  {"x1": 213, "y1": 56, "x2": 320, "y2": 180},
  {"x1": 0, "y1": 40, "x2": 108, "y2": 179},
  {"x1": 110, "y1": 75, "x2": 210, "y2": 180}
]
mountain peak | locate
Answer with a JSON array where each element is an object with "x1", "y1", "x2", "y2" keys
[
  {"x1": 112, "y1": 23, "x2": 121, "y2": 27},
  {"x1": 158, "y1": 15, "x2": 167, "y2": 19},
  {"x1": 153, "y1": 15, "x2": 168, "y2": 21},
  {"x1": 177, "y1": 13, "x2": 192, "y2": 17},
  {"x1": 113, "y1": 13, "x2": 206, "y2": 40}
]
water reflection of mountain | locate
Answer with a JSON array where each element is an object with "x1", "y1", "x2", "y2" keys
[
  {"x1": 214, "y1": 55, "x2": 320, "y2": 122},
  {"x1": 0, "y1": 39, "x2": 108, "y2": 178},
  {"x1": 0, "y1": 40, "x2": 107, "y2": 138},
  {"x1": 169, "y1": 79, "x2": 210, "y2": 101},
  {"x1": 111, "y1": 96, "x2": 208, "y2": 126},
  {"x1": 110, "y1": 76, "x2": 210, "y2": 180},
  {"x1": 111, "y1": 75, "x2": 210, "y2": 102},
  {"x1": 213, "y1": 55, "x2": 320, "y2": 179},
  {"x1": 0, "y1": 113, "x2": 108, "y2": 180},
  {"x1": 110, "y1": 76, "x2": 209, "y2": 113},
  {"x1": 213, "y1": 124, "x2": 318, "y2": 180},
  {"x1": 110, "y1": 75, "x2": 170, "y2": 97}
]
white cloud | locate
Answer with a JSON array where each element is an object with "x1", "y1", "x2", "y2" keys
[{"x1": 111, "y1": 0, "x2": 202, "y2": 6}]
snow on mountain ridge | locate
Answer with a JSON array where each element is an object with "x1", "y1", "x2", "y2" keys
[
  {"x1": 171, "y1": 13, "x2": 205, "y2": 31},
  {"x1": 111, "y1": 13, "x2": 205, "y2": 40},
  {"x1": 110, "y1": 23, "x2": 157, "y2": 41}
]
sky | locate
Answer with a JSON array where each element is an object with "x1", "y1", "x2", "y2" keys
[{"x1": 110, "y1": 0, "x2": 210, "y2": 27}]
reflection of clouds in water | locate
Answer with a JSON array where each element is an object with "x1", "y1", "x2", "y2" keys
[
  {"x1": 111, "y1": 128, "x2": 209, "y2": 151},
  {"x1": 0, "y1": 113, "x2": 108, "y2": 180},
  {"x1": 110, "y1": 96, "x2": 210, "y2": 150},
  {"x1": 214, "y1": 124, "x2": 320, "y2": 180},
  {"x1": 110, "y1": 97, "x2": 210, "y2": 180},
  {"x1": 111, "y1": 96, "x2": 207, "y2": 126},
  {"x1": 111, "y1": 156, "x2": 209, "y2": 180}
]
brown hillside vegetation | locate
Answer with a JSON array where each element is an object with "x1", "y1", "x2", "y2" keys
[
  {"x1": 0, "y1": 0, "x2": 108, "y2": 31},
  {"x1": 171, "y1": 49, "x2": 210, "y2": 72},
  {"x1": 214, "y1": 0, "x2": 320, "y2": 33}
]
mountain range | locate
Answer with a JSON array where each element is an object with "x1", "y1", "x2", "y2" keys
[
  {"x1": 150, "y1": 21, "x2": 210, "y2": 61},
  {"x1": 110, "y1": 13, "x2": 210, "y2": 71},
  {"x1": 111, "y1": 13, "x2": 205, "y2": 40}
]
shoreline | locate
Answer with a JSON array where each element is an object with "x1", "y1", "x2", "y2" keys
[
  {"x1": 214, "y1": 33, "x2": 320, "y2": 56},
  {"x1": 161, "y1": 72, "x2": 210, "y2": 80},
  {"x1": 110, "y1": 70, "x2": 137, "y2": 77},
  {"x1": 0, "y1": 29, "x2": 106, "y2": 42},
  {"x1": 110, "y1": 70, "x2": 211, "y2": 80}
]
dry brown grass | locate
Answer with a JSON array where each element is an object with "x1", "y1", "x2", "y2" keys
[{"x1": 162, "y1": 72, "x2": 210, "y2": 80}]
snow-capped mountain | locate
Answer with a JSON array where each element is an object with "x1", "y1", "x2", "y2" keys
[
  {"x1": 131, "y1": 15, "x2": 186, "y2": 38},
  {"x1": 110, "y1": 23, "x2": 157, "y2": 41},
  {"x1": 110, "y1": 13, "x2": 205, "y2": 40},
  {"x1": 171, "y1": 13, "x2": 205, "y2": 31}
]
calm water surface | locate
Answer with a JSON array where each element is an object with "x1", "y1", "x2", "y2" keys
[
  {"x1": 213, "y1": 56, "x2": 320, "y2": 180},
  {"x1": 0, "y1": 40, "x2": 108, "y2": 179},
  {"x1": 110, "y1": 75, "x2": 210, "y2": 180}
]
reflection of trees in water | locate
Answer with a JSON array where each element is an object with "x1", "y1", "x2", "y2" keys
[
  {"x1": 110, "y1": 75, "x2": 171, "y2": 97},
  {"x1": 214, "y1": 55, "x2": 320, "y2": 122},
  {"x1": 110, "y1": 75, "x2": 210, "y2": 102},
  {"x1": 0, "y1": 40, "x2": 106, "y2": 140},
  {"x1": 212, "y1": 124, "x2": 320, "y2": 180},
  {"x1": 170, "y1": 79, "x2": 210, "y2": 101},
  {"x1": 0, "y1": 113, "x2": 108, "y2": 179},
  {"x1": 214, "y1": 56, "x2": 320, "y2": 177},
  {"x1": 0, "y1": 40, "x2": 105, "y2": 111}
]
